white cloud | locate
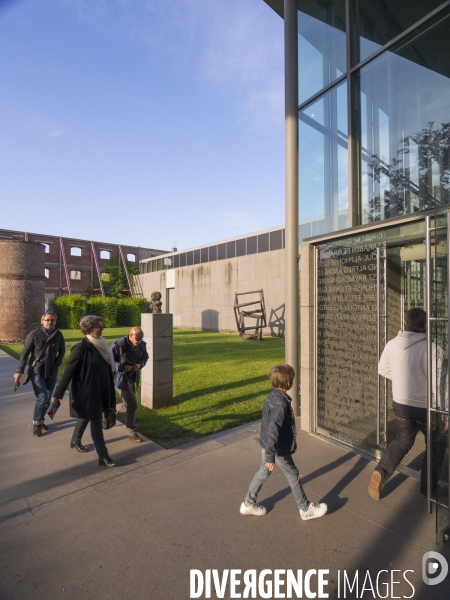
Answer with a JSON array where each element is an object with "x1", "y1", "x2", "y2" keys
[
  {"x1": 188, "y1": 0, "x2": 284, "y2": 128},
  {"x1": 62, "y1": 0, "x2": 284, "y2": 129},
  {"x1": 210, "y1": 210, "x2": 263, "y2": 234},
  {"x1": 30, "y1": 119, "x2": 65, "y2": 138},
  {"x1": 244, "y1": 86, "x2": 284, "y2": 129},
  {"x1": 46, "y1": 128, "x2": 65, "y2": 138}
]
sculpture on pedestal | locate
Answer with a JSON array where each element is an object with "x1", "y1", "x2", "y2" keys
[{"x1": 150, "y1": 291, "x2": 162, "y2": 313}]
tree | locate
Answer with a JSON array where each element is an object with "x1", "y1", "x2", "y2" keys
[
  {"x1": 367, "y1": 121, "x2": 450, "y2": 221},
  {"x1": 88, "y1": 258, "x2": 139, "y2": 298}
]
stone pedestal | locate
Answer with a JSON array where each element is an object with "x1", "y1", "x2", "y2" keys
[{"x1": 140, "y1": 313, "x2": 173, "y2": 409}]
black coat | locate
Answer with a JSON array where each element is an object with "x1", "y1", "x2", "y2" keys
[
  {"x1": 53, "y1": 338, "x2": 116, "y2": 420},
  {"x1": 17, "y1": 327, "x2": 65, "y2": 378}
]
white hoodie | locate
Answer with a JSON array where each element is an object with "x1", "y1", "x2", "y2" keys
[{"x1": 378, "y1": 331, "x2": 446, "y2": 409}]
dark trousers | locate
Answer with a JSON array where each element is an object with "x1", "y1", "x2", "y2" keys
[
  {"x1": 376, "y1": 409, "x2": 446, "y2": 494},
  {"x1": 71, "y1": 417, "x2": 108, "y2": 459},
  {"x1": 116, "y1": 380, "x2": 138, "y2": 433}
]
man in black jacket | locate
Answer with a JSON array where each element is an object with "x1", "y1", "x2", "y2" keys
[
  {"x1": 14, "y1": 312, "x2": 65, "y2": 437},
  {"x1": 111, "y1": 326, "x2": 148, "y2": 443}
]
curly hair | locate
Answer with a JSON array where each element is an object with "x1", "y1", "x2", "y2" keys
[{"x1": 79, "y1": 315, "x2": 103, "y2": 335}]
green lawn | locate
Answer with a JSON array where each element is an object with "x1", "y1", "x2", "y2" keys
[{"x1": 1, "y1": 329, "x2": 285, "y2": 447}]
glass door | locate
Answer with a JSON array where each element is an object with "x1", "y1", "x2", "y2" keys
[
  {"x1": 426, "y1": 214, "x2": 450, "y2": 545},
  {"x1": 376, "y1": 245, "x2": 388, "y2": 454}
]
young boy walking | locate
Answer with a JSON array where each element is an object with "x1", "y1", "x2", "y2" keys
[{"x1": 240, "y1": 364, "x2": 327, "y2": 520}]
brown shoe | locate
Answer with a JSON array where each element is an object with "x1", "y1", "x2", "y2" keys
[
  {"x1": 128, "y1": 431, "x2": 143, "y2": 443},
  {"x1": 368, "y1": 470, "x2": 384, "y2": 500}
]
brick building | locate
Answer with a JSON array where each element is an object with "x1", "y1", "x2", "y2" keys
[
  {"x1": 0, "y1": 229, "x2": 167, "y2": 306},
  {"x1": 0, "y1": 240, "x2": 45, "y2": 342}
]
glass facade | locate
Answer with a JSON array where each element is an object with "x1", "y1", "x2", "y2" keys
[
  {"x1": 294, "y1": 1, "x2": 450, "y2": 536},
  {"x1": 139, "y1": 229, "x2": 285, "y2": 274},
  {"x1": 317, "y1": 233, "x2": 379, "y2": 452},
  {"x1": 299, "y1": 81, "x2": 348, "y2": 237},
  {"x1": 297, "y1": 2, "x2": 450, "y2": 239},
  {"x1": 361, "y1": 12, "x2": 450, "y2": 223},
  {"x1": 297, "y1": 0, "x2": 346, "y2": 105},
  {"x1": 357, "y1": 0, "x2": 446, "y2": 63},
  {"x1": 316, "y1": 220, "x2": 427, "y2": 454}
]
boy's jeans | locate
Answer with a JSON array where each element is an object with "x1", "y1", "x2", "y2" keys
[
  {"x1": 31, "y1": 372, "x2": 57, "y2": 423},
  {"x1": 245, "y1": 449, "x2": 309, "y2": 511}
]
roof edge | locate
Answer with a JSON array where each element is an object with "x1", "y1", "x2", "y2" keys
[{"x1": 262, "y1": 0, "x2": 284, "y2": 18}]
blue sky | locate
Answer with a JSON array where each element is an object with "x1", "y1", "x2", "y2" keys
[{"x1": 0, "y1": 0, "x2": 285, "y2": 251}]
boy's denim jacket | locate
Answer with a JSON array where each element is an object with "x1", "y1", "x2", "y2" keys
[{"x1": 259, "y1": 389, "x2": 297, "y2": 462}]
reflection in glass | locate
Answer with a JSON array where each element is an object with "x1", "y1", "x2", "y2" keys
[
  {"x1": 428, "y1": 218, "x2": 449, "y2": 540},
  {"x1": 360, "y1": 13, "x2": 450, "y2": 223},
  {"x1": 357, "y1": 0, "x2": 446, "y2": 63},
  {"x1": 297, "y1": 0, "x2": 346, "y2": 105},
  {"x1": 315, "y1": 220, "x2": 427, "y2": 455},
  {"x1": 316, "y1": 235, "x2": 380, "y2": 452},
  {"x1": 299, "y1": 81, "x2": 348, "y2": 241}
]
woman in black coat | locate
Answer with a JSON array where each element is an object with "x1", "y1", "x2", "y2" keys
[{"x1": 51, "y1": 315, "x2": 117, "y2": 467}]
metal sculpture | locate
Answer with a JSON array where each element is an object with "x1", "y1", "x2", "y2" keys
[{"x1": 233, "y1": 289, "x2": 266, "y2": 340}]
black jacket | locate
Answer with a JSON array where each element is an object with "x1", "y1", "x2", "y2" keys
[
  {"x1": 52, "y1": 338, "x2": 115, "y2": 420},
  {"x1": 17, "y1": 327, "x2": 65, "y2": 378},
  {"x1": 259, "y1": 389, "x2": 297, "y2": 462}
]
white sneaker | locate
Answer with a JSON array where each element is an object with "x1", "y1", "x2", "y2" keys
[
  {"x1": 300, "y1": 502, "x2": 327, "y2": 520},
  {"x1": 240, "y1": 502, "x2": 267, "y2": 516}
]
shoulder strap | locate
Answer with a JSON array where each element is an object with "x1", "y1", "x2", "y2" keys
[{"x1": 30, "y1": 331, "x2": 57, "y2": 369}]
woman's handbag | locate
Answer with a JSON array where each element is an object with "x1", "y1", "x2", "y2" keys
[{"x1": 102, "y1": 407, "x2": 117, "y2": 430}]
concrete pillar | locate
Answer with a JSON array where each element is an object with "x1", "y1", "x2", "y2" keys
[
  {"x1": 300, "y1": 243, "x2": 315, "y2": 432},
  {"x1": 140, "y1": 313, "x2": 173, "y2": 409},
  {"x1": 284, "y1": 0, "x2": 300, "y2": 414}
]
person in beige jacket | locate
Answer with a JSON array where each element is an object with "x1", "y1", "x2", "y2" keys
[{"x1": 368, "y1": 308, "x2": 448, "y2": 500}]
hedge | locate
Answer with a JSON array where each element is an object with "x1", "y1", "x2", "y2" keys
[
  {"x1": 52, "y1": 296, "x2": 148, "y2": 328},
  {"x1": 52, "y1": 294, "x2": 86, "y2": 329},
  {"x1": 86, "y1": 297, "x2": 118, "y2": 328},
  {"x1": 117, "y1": 298, "x2": 149, "y2": 327}
]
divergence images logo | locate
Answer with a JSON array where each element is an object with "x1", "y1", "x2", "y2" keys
[{"x1": 422, "y1": 551, "x2": 448, "y2": 585}]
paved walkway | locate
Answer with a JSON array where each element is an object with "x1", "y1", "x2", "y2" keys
[{"x1": 0, "y1": 349, "x2": 449, "y2": 599}]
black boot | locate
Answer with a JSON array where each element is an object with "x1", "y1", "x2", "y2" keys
[
  {"x1": 70, "y1": 441, "x2": 88, "y2": 452},
  {"x1": 70, "y1": 418, "x2": 89, "y2": 451},
  {"x1": 33, "y1": 424, "x2": 42, "y2": 437},
  {"x1": 98, "y1": 456, "x2": 117, "y2": 468}
]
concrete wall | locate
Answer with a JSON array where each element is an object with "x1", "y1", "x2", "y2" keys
[{"x1": 136, "y1": 249, "x2": 286, "y2": 337}]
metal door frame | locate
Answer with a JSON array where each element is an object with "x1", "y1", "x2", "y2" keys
[
  {"x1": 376, "y1": 246, "x2": 387, "y2": 448},
  {"x1": 425, "y1": 214, "x2": 450, "y2": 543}
]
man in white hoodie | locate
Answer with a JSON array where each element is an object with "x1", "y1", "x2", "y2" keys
[{"x1": 368, "y1": 308, "x2": 448, "y2": 500}]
